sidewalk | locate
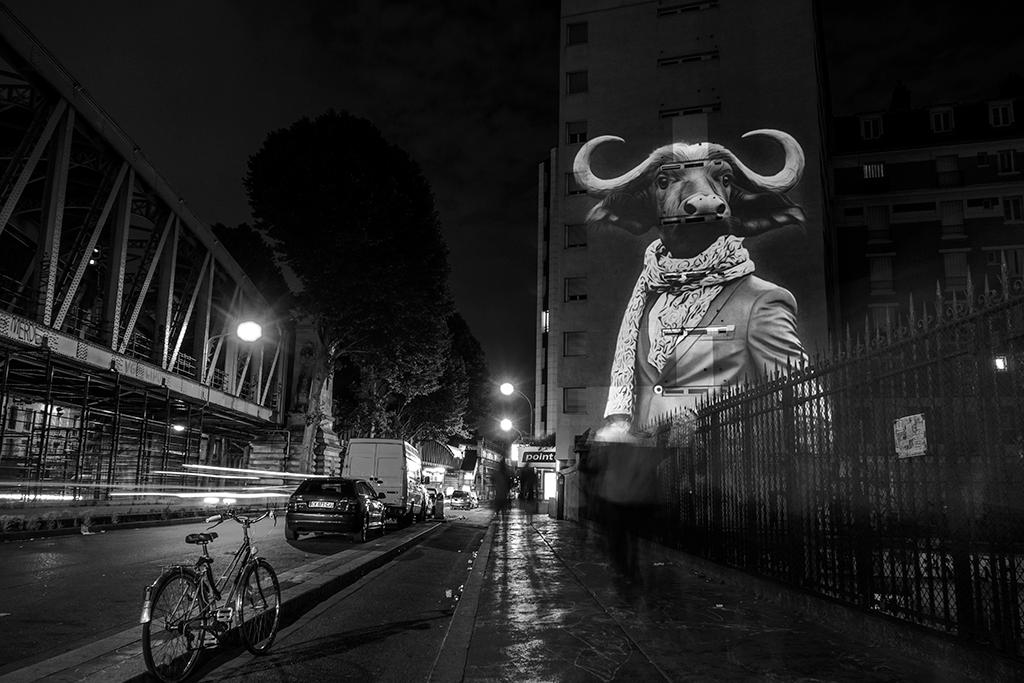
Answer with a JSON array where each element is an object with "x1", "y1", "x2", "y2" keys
[{"x1": 455, "y1": 508, "x2": 1023, "y2": 682}]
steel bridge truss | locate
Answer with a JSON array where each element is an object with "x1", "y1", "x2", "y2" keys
[{"x1": 0, "y1": 12, "x2": 285, "y2": 424}]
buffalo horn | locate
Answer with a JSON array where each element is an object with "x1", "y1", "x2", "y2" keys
[{"x1": 715, "y1": 129, "x2": 804, "y2": 193}]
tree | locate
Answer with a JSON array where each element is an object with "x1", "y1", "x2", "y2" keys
[
  {"x1": 244, "y1": 110, "x2": 476, "y2": 445},
  {"x1": 382, "y1": 312, "x2": 491, "y2": 443}
]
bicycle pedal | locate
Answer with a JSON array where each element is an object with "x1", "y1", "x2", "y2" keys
[
  {"x1": 214, "y1": 607, "x2": 234, "y2": 623},
  {"x1": 201, "y1": 631, "x2": 219, "y2": 648}
]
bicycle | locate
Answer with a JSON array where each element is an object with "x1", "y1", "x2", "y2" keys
[{"x1": 140, "y1": 509, "x2": 282, "y2": 682}]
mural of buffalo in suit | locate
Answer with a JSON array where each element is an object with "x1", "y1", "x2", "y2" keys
[{"x1": 573, "y1": 129, "x2": 810, "y2": 442}]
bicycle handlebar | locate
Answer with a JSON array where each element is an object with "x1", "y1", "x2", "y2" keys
[{"x1": 205, "y1": 509, "x2": 276, "y2": 528}]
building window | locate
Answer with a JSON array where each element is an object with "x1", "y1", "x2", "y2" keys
[
  {"x1": 860, "y1": 115, "x2": 883, "y2": 140},
  {"x1": 566, "y1": 120, "x2": 587, "y2": 144},
  {"x1": 866, "y1": 205, "x2": 890, "y2": 242},
  {"x1": 657, "y1": 1, "x2": 719, "y2": 16},
  {"x1": 868, "y1": 255, "x2": 894, "y2": 294},
  {"x1": 990, "y1": 100, "x2": 1015, "y2": 127},
  {"x1": 966, "y1": 197, "x2": 999, "y2": 211},
  {"x1": 940, "y1": 200, "x2": 965, "y2": 239},
  {"x1": 563, "y1": 387, "x2": 587, "y2": 414},
  {"x1": 930, "y1": 107, "x2": 954, "y2": 133},
  {"x1": 1005, "y1": 196, "x2": 1024, "y2": 223},
  {"x1": 564, "y1": 276, "x2": 587, "y2": 301},
  {"x1": 565, "y1": 173, "x2": 586, "y2": 196},
  {"x1": 862, "y1": 162, "x2": 885, "y2": 179},
  {"x1": 541, "y1": 310, "x2": 549, "y2": 333},
  {"x1": 564, "y1": 223, "x2": 587, "y2": 248},
  {"x1": 987, "y1": 248, "x2": 1024, "y2": 277},
  {"x1": 563, "y1": 331, "x2": 588, "y2": 357},
  {"x1": 566, "y1": 70, "x2": 588, "y2": 95},
  {"x1": 978, "y1": 151, "x2": 990, "y2": 167},
  {"x1": 998, "y1": 149, "x2": 1016, "y2": 174},
  {"x1": 566, "y1": 21, "x2": 588, "y2": 45},
  {"x1": 942, "y1": 250, "x2": 970, "y2": 290},
  {"x1": 936, "y1": 155, "x2": 960, "y2": 186}
]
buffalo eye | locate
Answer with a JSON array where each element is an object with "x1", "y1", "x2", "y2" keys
[
  {"x1": 722, "y1": 175, "x2": 731, "y2": 187},
  {"x1": 656, "y1": 174, "x2": 670, "y2": 189}
]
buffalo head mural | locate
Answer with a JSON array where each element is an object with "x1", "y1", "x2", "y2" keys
[{"x1": 574, "y1": 129, "x2": 810, "y2": 442}]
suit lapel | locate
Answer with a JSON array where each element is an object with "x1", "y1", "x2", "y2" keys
[{"x1": 658, "y1": 276, "x2": 747, "y2": 383}]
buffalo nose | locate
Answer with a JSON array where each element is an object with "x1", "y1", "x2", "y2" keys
[
  {"x1": 683, "y1": 202, "x2": 697, "y2": 215},
  {"x1": 716, "y1": 203, "x2": 726, "y2": 214}
]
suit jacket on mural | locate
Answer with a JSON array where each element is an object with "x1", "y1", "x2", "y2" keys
[{"x1": 610, "y1": 273, "x2": 807, "y2": 429}]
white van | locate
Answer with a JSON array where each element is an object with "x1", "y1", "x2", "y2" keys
[{"x1": 342, "y1": 439, "x2": 427, "y2": 525}]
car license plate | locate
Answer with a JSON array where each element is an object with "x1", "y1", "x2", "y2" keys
[{"x1": 309, "y1": 501, "x2": 333, "y2": 508}]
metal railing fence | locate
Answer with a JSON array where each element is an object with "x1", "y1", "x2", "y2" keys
[{"x1": 582, "y1": 281, "x2": 1024, "y2": 660}]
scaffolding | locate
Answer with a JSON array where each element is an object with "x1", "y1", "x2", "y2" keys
[{"x1": 0, "y1": 346, "x2": 271, "y2": 504}]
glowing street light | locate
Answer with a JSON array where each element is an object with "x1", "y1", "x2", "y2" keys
[
  {"x1": 498, "y1": 382, "x2": 533, "y2": 436},
  {"x1": 235, "y1": 320, "x2": 263, "y2": 343},
  {"x1": 500, "y1": 417, "x2": 523, "y2": 439},
  {"x1": 203, "y1": 319, "x2": 264, "y2": 384}
]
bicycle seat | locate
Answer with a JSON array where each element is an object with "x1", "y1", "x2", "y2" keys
[{"x1": 185, "y1": 532, "x2": 218, "y2": 545}]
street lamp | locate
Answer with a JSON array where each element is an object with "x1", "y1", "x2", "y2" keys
[
  {"x1": 500, "y1": 417, "x2": 523, "y2": 464},
  {"x1": 203, "y1": 319, "x2": 263, "y2": 384},
  {"x1": 500, "y1": 417, "x2": 522, "y2": 437},
  {"x1": 235, "y1": 320, "x2": 263, "y2": 343},
  {"x1": 499, "y1": 382, "x2": 533, "y2": 436}
]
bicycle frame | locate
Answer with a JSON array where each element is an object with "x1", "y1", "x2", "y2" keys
[{"x1": 140, "y1": 513, "x2": 266, "y2": 632}]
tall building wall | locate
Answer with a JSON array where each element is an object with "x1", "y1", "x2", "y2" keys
[
  {"x1": 832, "y1": 96, "x2": 1024, "y2": 328},
  {"x1": 542, "y1": 0, "x2": 830, "y2": 460}
]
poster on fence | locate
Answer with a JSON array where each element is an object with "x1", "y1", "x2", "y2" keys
[{"x1": 893, "y1": 413, "x2": 927, "y2": 459}]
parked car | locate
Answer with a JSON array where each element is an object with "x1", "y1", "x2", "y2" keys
[
  {"x1": 449, "y1": 490, "x2": 476, "y2": 510},
  {"x1": 285, "y1": 477, "x2": 387, "y2": 542}
]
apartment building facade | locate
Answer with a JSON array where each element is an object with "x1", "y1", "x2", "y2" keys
[
  {"x1": 832, "y1": 93, "x2": 1024, "y2": 328},
  {"x1": 537, "y1": 0, "x2": 831, "y2": 461}
]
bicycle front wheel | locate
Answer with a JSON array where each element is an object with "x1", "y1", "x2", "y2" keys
[
  {"x1": 237, "y1": 558, "x2": 281, "y2": 655},
  {"x1": 142, "y1": 568, "x2": 203, "y2": 683}
]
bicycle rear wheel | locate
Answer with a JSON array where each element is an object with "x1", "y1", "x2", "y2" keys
[
  {"x1": 237, "y1": 558, "x2": 281, "y2": 655},
  {"x1": 142, "y1": 568, "x2": 203, "y2": 683}
]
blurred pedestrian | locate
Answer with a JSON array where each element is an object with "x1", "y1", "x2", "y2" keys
[
  {"x1": 492, "y1": 458, "x2": 512, "y2": 517},
  {"x1": 592, "y1": 442, "x2": 665, "y2": 587},
  {"x1": 519, "y1": 463, "x2": 539, "y2": 519}
]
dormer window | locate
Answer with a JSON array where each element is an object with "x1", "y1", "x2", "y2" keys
[
  {"x1": 930, "y1": 107, "x2": 954, "y2": 133},
  {"x1": 860, "y1": 115, "x2": 883, "y2": 140},
  {"x1": 990, "y1": 100, "x2": 1015, "y2": 127}
]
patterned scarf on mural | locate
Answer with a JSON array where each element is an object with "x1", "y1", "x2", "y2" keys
[{"x1": 604, "y1": 234, "x2": 755, "y2": 419}]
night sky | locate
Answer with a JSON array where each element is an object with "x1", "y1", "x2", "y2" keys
[
  {"x1": 3, "y1": 1, "x2": 1020, "y2": 397},
  {"x1": 3, "y1": 0, "x2": 559, "y2": 394}
]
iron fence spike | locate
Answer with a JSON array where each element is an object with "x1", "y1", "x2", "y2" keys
[{"x1": 966, "y1": 270, "x2": 975, "y2": 312}]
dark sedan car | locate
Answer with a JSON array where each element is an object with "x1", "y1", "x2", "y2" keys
[{"x1": 286, "y1": 477, "x2": 386, "y2": 542}]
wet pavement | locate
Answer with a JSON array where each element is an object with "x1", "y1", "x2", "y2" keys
[{"x1": 462, "y1": 508, "x2": 972, "y2": 682}]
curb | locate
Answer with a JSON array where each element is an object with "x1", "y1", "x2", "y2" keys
[
  {"x1": 427, "y1": 516, "x2": 495, "y2": 682},
  {"x1": 0, "y1": 522, "x2": 444, "y2": 682}
]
